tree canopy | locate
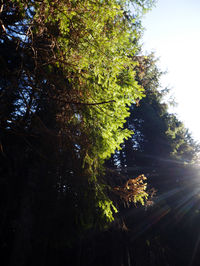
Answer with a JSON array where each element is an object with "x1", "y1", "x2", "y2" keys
[{"x1": 1, "y1": 1, "x2": 200, "y2": 266}]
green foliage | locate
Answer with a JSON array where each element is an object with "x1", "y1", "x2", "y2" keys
[
  {"x1": 123, "y1": 54, "x2": 200, "y2": 166},
  {"x1": 2, "y1": 0, "x2": 154, "y2": 232},
  {"x1": 3, "y1": 2, "x2": 200, "y2": 265},
  {"x1": 166, "y1": 115, "x2": 200, "y2": 163},
  {"x1": 36, "y1": 0, "x2": 146, "y2": 160},
  {"x1": 98, "y1": 199, "x2": 118, "y2": 223}
]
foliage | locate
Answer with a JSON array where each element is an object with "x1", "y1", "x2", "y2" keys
[
  {"x1": 2, "y1": 1, "x2": 200, "y2": 266},
  {"x1": 0, "y1": 0, "x2": 154, "y2": 248},
  {"x1": 111, "y1": 53, "x2": 200, "y2": 175},
  {"x1": 114, "y1": 174, "x2": 148, "y2": 206}
]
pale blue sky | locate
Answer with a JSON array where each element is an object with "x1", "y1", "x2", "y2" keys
[{"x1": 141, "y1": 0, "x2": 200, "y2": 141}]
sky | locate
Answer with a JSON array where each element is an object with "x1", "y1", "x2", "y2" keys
[{"x1": 141, "y1": 0, "x2": 200, "y2": 142}]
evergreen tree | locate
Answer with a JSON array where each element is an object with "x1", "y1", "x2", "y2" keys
[
  {"x1": 0, "y1": 1, "x2": 154, "y2": 265},
  {"x1": 112, "y1": 54, "x2": 200, "y2": 178}
]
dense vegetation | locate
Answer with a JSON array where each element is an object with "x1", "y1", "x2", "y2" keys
[{"x1": 1, "y1": 1, "x2": 200, "y2": 265}]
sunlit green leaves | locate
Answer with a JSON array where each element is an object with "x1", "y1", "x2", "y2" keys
[{"x1": 11, "y1": 0, "x2": 153, "y2": 228}]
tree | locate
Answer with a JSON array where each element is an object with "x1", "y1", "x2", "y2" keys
[
  {"x1": 109, "y1": 53, "x2": 200, "y2": 187},
  {"x1": 0, "y1": 1, "x2": 154, "y2": 265}
]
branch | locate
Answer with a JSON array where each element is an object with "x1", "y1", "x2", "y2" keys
[
  {"x1": 0, "y1": 4, "x2": 7, "y2": 33},
  {"x1": 65, "y1": 100, "x2": 115, "y2": 106}
]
